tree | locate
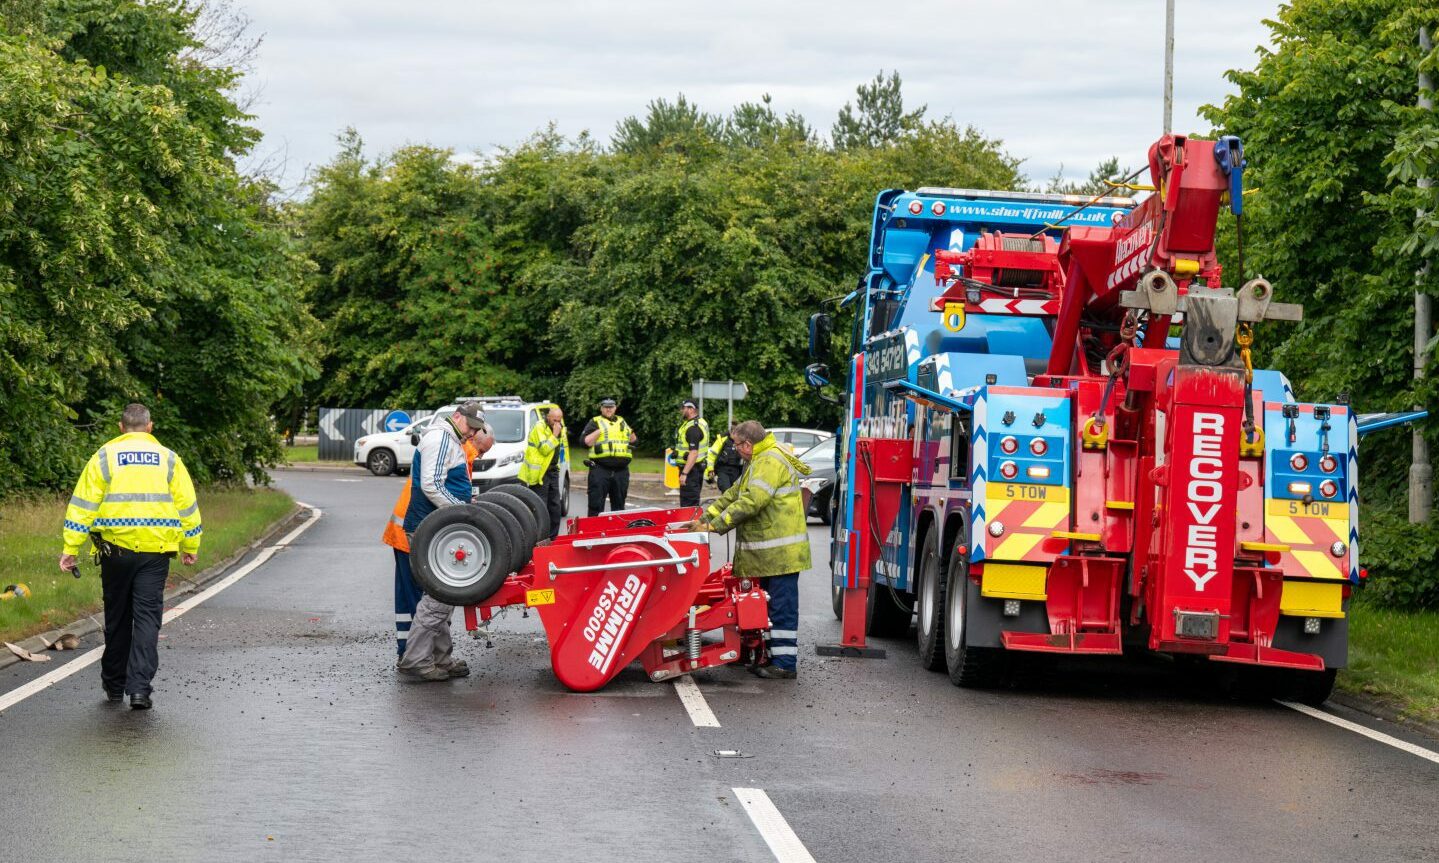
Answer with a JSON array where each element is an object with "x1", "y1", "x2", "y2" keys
[
  {"x1": 831, "y1": 70, "x2": 926, "y2": 150},
  {"x1": 1202, "y1": 0, "x2": 1439, "y2": 604},
  {"x1": 611, "y1": 94, "x2": 723, "y2": 157},
  {"x1": 0, "y1": 1, "x2": 314, "y2": 491}
]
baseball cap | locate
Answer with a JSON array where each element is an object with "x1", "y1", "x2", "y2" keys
[
  {"x1": 455, "y1": 401, "x2": 487, "y2": 430},
  {"x1": 599, "y1": 398, "x2": 618, "y2": 407},
  {"x1": 680, "y1": 399, "x2": 698, "y2": 409}
]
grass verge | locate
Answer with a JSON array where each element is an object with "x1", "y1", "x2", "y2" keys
[
  {"x1": 283, "y1": 443, "x2": 320, "y2": 463},
  {"x1": 0, "y1": 487, "x2": 295, "y2": 644},
  {"x1": 1338, "y1": 599, "x2": 1439, "y2": 724}
]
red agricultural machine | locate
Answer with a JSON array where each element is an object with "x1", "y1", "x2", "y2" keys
[{"x1": 409, "y1": 489, "x2": 772, "y2": 692}]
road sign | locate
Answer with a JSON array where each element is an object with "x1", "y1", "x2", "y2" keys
[
  {"x1": 692, "y1": 380, "x2": 749, "y2": 427},
  {"x1": 382, "y1": 410, "x2": 412, "y2": 433},
  {"x1": 691, "y1": 380, "x2": 748, "y2": 401}
]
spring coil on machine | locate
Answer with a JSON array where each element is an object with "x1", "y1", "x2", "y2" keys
[{"x1": 686, "y1": 627, "x2": 703, "y2": 661}]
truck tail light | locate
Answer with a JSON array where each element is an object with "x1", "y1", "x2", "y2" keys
[
  {"x1": 1319, "y1": 479, "x2": 1338, "y2": 499},
  {"x1": 908, "y1": 200, "x2": 923, "y2": 215},
  {"x1": 1000, "y1": 436, "x2": 1018, "y2": 454},
  {"x1": 1288, "y1": 482, "x2": 1311, "y2": 495},
  {"x1": 1000, "y1": 461, "x2": 1018, "y2": 479},
  {"x1": 1030, "y1": 438, "x2": 1048, "y2": 456},
  {"x1": 1319, "y1": 454, "x2": 1337, "y2": 473},
  {"x1": 1290, "y1": 453, "x2": 1308, "y2": 471},
  {"x1": 1026, "y1": 466, "x2": 1050, "y2": 479},
  {"x1": 931, "y1": 201, "x2": 945, "y2": 215}
]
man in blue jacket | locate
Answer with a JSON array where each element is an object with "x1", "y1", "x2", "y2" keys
[{"x1": 397, "y1": 402, "x2": 488, "y2": 681}]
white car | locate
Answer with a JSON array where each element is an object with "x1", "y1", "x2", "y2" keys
[
  {"x1": 354, "y1": 398, "x2": 569, "y2": 511},
  {"x1": 768, "y1": 427, "x2": 834, "y2": 454}
]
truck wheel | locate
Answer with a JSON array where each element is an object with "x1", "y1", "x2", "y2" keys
[
  {"x1": 831, "y1": 582, "x2": 843, "y2": 620},
  {"x1": 478, "y1": 491, "x2": 539, "y2": 560},
  {"x1": 561, "y1": 475, "x2": 571, "y2": 517},
  {"x1": 410, "y1": 504, "x2": 513, "y2": 606},
  {"x1": 489, "y1": 484, "x2": 552, "y2": 545},
  {"x1": 944, "y1": 552, "x2": 1006, "y2": 687},
  {"x1": 915, "y1": 530, "x2": 946, "y2": 671},
  {"x1": 367, "y1": 448, "x2": 396, "y2": 476},
  {"x1": 1281, "y1": 668, "x2": 1337, "y2": 707},
  {"x1": 866, "y1": 577, "x2": 912, "y2": 638}
]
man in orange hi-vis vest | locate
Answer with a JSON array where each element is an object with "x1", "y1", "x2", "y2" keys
[{"x1": 383, "y1": 431, "x2": 489, "y2": 656}]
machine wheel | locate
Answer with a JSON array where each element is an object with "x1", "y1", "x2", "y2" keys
[
  {"x1": 410, "y1": 504, "x2": 513, "y2": 606},
  {"x1": 472, "y1": 500, "x2": 526, "y2": 576},
  {"x1": 478, "y1": 491, "x2": 539, "y2": 560},
  {"x1": 943, "y1": 551, "x2": 1006, "y2": 687},
  {"x1": 366, "y1": 448, "x2": 396, "y2": 476},
  {"x1": 915, "y1": 529, "x2": 946, "y2": 672},
  {"x1": 489, "y1": 484, "x2": 552, "y2": 545},
  {"x1": 561, "y1": 475, "x2": 571, "y2": 516},
  {"x1": 866, "y1": 577, "x2": 912, "y2": 638}
]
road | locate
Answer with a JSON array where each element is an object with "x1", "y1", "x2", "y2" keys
[{"x1": 1, "y1": 469, "x2": 1436, "y2": 862}]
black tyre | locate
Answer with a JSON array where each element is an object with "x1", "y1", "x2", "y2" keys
[
  {"x1": 561, "y1": 475, "x2": 570, "y2": 517},
  {"x1": 915, "y1": 529, "x2": 946, "y2": 671},
  {"x1": 866, "y1": 576, "x2": 913, "y2": 638},
  {"x1": 831, "y1": 581, "x2": 844, "y2": 620},
  {"x1": 943, "y1": 551, "x2": 1007, "y2": 687},
  {"x1": 366, "y1": 448, "x2": 396, "y2": 476},
  {"x1": 820, "y1": 485, "x2": 836, "y2": 526},
  {"x1": 1269, "y1": 667, "x2": 1337, "y2": 707},
  {"x1": 410, "y1": 504, "x2": 514, "y2": 606},
  {"x1": 490, "y1": 484, "x2": 552, "y2": 545},
  {"x1": 472, "y1": 499, "x2": 526, "y2": 576},
  {"x1": 478, "y1": 491, "x2": 539, "y2": 561}
]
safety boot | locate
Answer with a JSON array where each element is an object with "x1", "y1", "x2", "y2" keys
[
  {"x1": 752, "y1": 666, "x2": 796, "y2": 680},
  {"x1": 398, "y1": 665, "x2": 451, "y2": 682},
  {"x1": 440, "y1": 660, "x2": 470, "y2": 678}
]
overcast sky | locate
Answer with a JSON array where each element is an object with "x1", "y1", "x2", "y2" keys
[{"x1": 236, "y1": 0, "x2": 1283, "y2": 190}]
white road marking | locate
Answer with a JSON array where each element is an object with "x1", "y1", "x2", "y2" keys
[
  {"x1": 1280, "y1": 701, "x2": 1439, "y2": 766},
  {"x1": 733, "y1": 787, "x2": 818, "y2": 863},
  {"x1": 674, "y1": 675, "x2": 720, "y2": 727},
  {"x1": 0, "y1": 504, "x2": 322, "y2": 715}
]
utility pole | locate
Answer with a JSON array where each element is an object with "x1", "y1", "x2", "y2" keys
[
  {"x1": 1163, "y1": 0, "x2": 1175, "y2": 134},
  {"x1": 1413, "y1": 25, "x2": 1435, "y2": 523}
]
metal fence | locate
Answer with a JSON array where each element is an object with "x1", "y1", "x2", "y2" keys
[{"x1": 317, "y1": 407, "x2": 433, "y2": 461}]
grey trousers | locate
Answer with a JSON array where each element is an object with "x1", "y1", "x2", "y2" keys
[{"x1": 396, "y1": 594, "x2": 455, "y2": 672}]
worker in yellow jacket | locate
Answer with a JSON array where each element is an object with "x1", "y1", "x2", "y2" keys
[
  {"x1": 519, "y1": 406, "x2": 568, "y2": 540},
  {"x1": 59, "y1": 403, "x2": 202, "y2": 710}
]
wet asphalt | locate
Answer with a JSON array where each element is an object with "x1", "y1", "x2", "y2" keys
[{"x1": 1, "y1": 470, "x2": 1436, "y2": 862}]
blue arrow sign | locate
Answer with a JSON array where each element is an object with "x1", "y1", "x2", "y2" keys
[{"x1": 383, "y1": 410, "x2": 412, "y2": 433}]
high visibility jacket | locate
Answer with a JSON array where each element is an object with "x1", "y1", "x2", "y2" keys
[
  {"x1": 384, "y1": 439, "x2": 478, "y2": 552},
  {"x1": 675, "y1": 417, "x2": 710, "y2": 468},
  {"x1": 519, "y1": 419, "x2": 568, "y2": 486},
  {"x1": 62, "y1": 432, "x2": 203, "y2": 556},
  {"x1": 590, "y1": 416, "x2": 633, "y2": 461},
  {"x1": 706, "y1": 435, "x2": 742, "y2": 474},
  {"x1": 703, "y1": 434, "x2": 812, "y2": 578}
]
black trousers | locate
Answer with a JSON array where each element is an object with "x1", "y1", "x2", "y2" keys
[
  {"x1": 539, "y1": 469, "x2": 564, "y2": 539},
  {"x1": 679, "y1": 465, "x2": 705, "y2": 508},
  {"x1": 99, "y1": 543, "x2": 171, "y2": 696},
  {"x1": 715, "y1": 466, "x2": 742, "y2": 493},
  {"x1": 587, "y1": 464, "x2": 630, "y2": 516}
]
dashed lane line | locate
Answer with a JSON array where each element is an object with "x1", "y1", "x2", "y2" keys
[
  {"x1": 733, "y1": 787, "x2": 818, "y2": 863},
  {"x1": 1280, "y1": 700, "x2": 1439, "y2": 766},
  {"x1": 0, "y1": 504, "x2": 322, "y2": 715},
  {"x1": 674, "y1": 674, "x2": 720, "y2": 727}
]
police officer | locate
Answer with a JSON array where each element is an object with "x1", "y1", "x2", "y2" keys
[
  {"x1": 690, "y1": 421, "x2": 811, "y2": 679},
  {"x1": 705, "y1": 423, "x2": 744, "y2": 492},
  {"x1": 675, "y1": 400, "x2": 710, "y2": 508},
  {"x1": 519, "y1": 406, "x2": 567, "y2": 540},
  {"x1": 581, "y1": 398, "x2": 636, "y2": 516},
  {"x1": 59, "y1": 403, "x2": 202, "y2": 710}
]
